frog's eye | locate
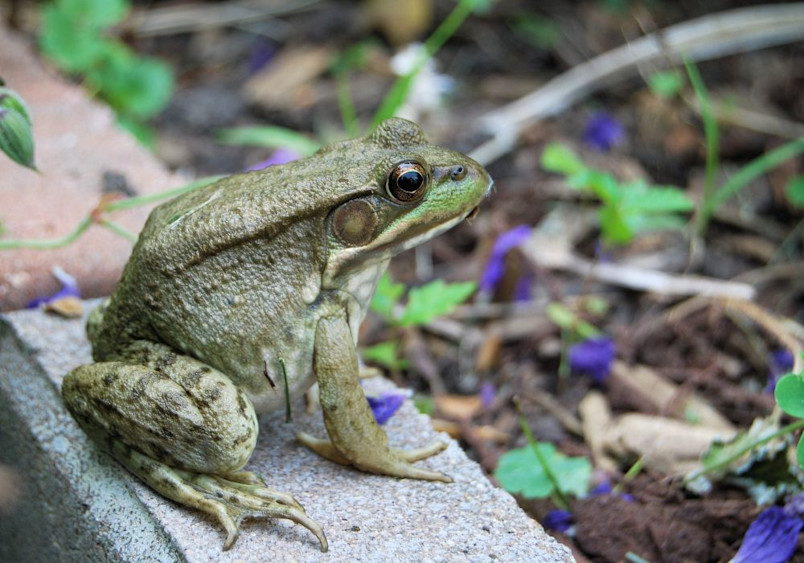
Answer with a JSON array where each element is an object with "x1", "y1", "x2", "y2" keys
[{"x1": 386, "y1": 161, "x2": 428, "y2": 203}]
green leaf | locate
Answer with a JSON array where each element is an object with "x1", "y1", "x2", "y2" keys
[
  {"x1": 647, "y1": 70, "x2": 684, "y2": 99},
  {"x1": 686, "y1": 416, "x2": 790, "y2": 492},
  {"x1": 620, "y1": 185, "x2": 694, "y2": 214},
  {"x1": 90, "y1": 46, "x2": 174, "y2": 118},
  {"x1": 39, "y1": 4, "x2": 107, "y2": 72},
  {"x1": 414, "y1": 394, "x2": 435, "y2": 415},
  {"x1": 798, "y1": 435, "x2": 804, "y2": 469},
  {"x1": 61, "y1": 0, "x2": 129, "y2": 27},
  {"x1": 398, "y1": 280, "x2": 476, "y2": 327},
  {"x1": 370, "y1": 273, "x2": 406, "y2": 321},
  {"x1": 361, "y1": 341, "x2": 406, "y2": 371},
  {"x1": 494, "y1": 443, "x2": 592, "y2": 498},
  {"x1": 0, "y1": 88, "x2": 32, "y2": 124},
  {"x1": 0, "y1": 107, "x2": 36, "y2": 170},
  {"x1": 625, "y1": 213, "x2": 687, "y2": 236},
  {"x1": 541, "y1": 143, "x2": 586, "y2": 176},
  {"x1": 545, "y1": 302, "x2": 600, "y2": 339},
  {"x1": 115, "y1": 114, "x2": 155, "y2": 148},
  {"x1": 599, "y1": 206, "x2": 633, "y2": 245},
  {"x1": 785, "y1": 176, "x2": 804, "y2": 208},
  {"x1": 776, "y1": 373, "x2": 804, "y2": 418},
  {"x1": 510, "y1": 14, "x2": 561, "y2": 49},
  {"x1": 218, "y1": 126, "x2": 321, "y2": 156}
]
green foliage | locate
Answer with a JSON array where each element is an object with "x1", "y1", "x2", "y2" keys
[
  {"x1": 361, "y1": 341, "x2": 407, "y2": 371},
  {"x1": 682, "y1": 59, "x2": 804, "y2": 234},
  {"x1": 685, "y1": 416, "x2": 803, "y2": 503},
  {"x1": 510, "y1": 14, "x2": 561, "y2": 48},
  {"x1": 776, "y1": 372, "x2": 804, "y2": 469},
  {"x1": 38, "y1": 0, "x2": 174, "y2": 143},
  {"x1": 647, "y1": 70, "x2": 684, "y2": 99},
  {"x1": 545, "y1": 302, "x2": 600, "y2": 340},
  {"x1": 0, "y1": 87, "x2": 36, "y2": 170},
  {"x1": 398, "y1": 280, "x2": 476, "y2": 327},
  {"x1": 541, "y1": 143, "x2": 694, "y2": 245},
  {"x1": 785, "y1": 176, "x2": 804, "y2": 208},
  {"x1": 217, "y1": 126, "x2": 322, "y2": 155},
  {"x1": 494, "y1": 442, "x2": 592, "y2": 499},
  {"x1": 370, "y1": 273, "x2": 475, "y2": 327},
  {"x1": 364, "y1": 273, "x2": 476, "y2": 370}
]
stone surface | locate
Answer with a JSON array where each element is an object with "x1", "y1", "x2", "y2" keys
[
  {"x1": 0, "y1": 23, "x2": 183, "y2": 311},
  {"x1": 0, "y1": 302, "x2": 574, "y2": 562}
]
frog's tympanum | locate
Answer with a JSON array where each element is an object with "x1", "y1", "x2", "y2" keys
[{"x1": 62, "y1": 118, "x2": 492, "y2": 551}]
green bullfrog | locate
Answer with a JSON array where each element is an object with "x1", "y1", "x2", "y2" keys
[{"x1": 62, "y1": 118, "x2": 492, "y2": 552}]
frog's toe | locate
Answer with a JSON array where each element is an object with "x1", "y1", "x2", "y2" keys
[
  {"x1": 185, "y1": 473, "x2": 327, "y2": 550},
  {"x1": 393, "y1": 440, "x2": 448, "y2": 462}
]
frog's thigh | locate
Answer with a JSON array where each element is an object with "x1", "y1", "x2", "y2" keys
[
  {"x1": 62, "y1": 351, "x2": 257, "y2": 475},
  {"x1": 300, "y1": 314, "x2": 451, "y2": 482}
]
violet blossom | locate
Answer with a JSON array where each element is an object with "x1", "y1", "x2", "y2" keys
[
  {"x1": 732, "y1": 505, "x2": 802, "y2": 563},
  {"x1": 367, "y1": 392, "x2": 405, "y2": 425},
  {"x1": 542, "y1": 509, "x2": 573, "y2": 533},
  {"x1": 583, "y1": 112, "x2": 624, "y2": 152},
  {"x1": 245, "y1": 147, "x2": 300, "y2": 172},
  {"x1": 765, "y1": 349, "x2": 794, "y2": 394},
  {"x1": 479, "y1": 225, "x2": 532, "y2": 296},
  {"x1": 569, "y1": 337, "x2": 615, "y2": 383},
  {"x1": 27, "y1": 266, "x2": 81, "y2": 308}
]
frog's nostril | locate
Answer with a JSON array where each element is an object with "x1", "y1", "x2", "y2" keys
[{"x1": 450, "y1": 165, "x2": 467, "y2": 181}]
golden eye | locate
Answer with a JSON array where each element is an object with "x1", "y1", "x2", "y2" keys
[{"x1": 386, "y1": 161, "x2": 428, "y2": 203}]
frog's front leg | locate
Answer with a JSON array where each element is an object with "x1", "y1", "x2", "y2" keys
[
  {"x1": 297, "y1": 315, "x2": 452, "y2": 482},
  {"x1": 62, "y1": 341, "x2": 327, "y2": 552}
]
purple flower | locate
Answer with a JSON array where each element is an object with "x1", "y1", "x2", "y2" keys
[
  {"x1": 583, "y1": 112, "x2": 624, "y2": 152},
  {"x1": 765, "y1": 349, "x2": 794, "y2": 394},
  {"x1": 366, "y1": 392, "x2": 405, "y2": 425},
  {"x1": 542, "y1": 509, "x2": 573, "y2": 533},
  {"x1": 785, "y1": 493, "x2": 804, "y2": 518},
  {"x1": 479, "y1": 225, "x2": 532, "y2": 295},
  {"x1": 245, "y1": 147, "x2": 300, "y2": 171},
  {"x1": 569, "y1": 337, "x2": 615, "y2": 383},
  {"x1": 27, "y1": 267, "x2": 81, "y2": 308},
  {"x1": 590, "y1": 480, "x2": 634, "y2": 502},
  {"x1": 480, "y1": 382, "x2": 495, "y2": 409},
  {"x1": 732, "y1": 506, "x2": 803, "y2": 563},
  {"x1": 513, "y1": 272, "x2": 533, "y2": 302},
  {"x1": 247, "y1": 39, "x2": 276, "y2": 75}
]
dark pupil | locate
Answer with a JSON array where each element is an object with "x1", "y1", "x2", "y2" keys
[{"x1": 397, "y1": 170, "x2": 423, "y2": 193}]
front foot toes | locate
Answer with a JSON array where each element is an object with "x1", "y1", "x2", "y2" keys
[{"x1": 297, "y1": 432, "x2": 452, "y2": 483}]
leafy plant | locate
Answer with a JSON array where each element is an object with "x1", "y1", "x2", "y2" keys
[
  {"x1": 682, "y1": 59, "x2": 804, "y2": 235},
  {"x1": 495, "y1": 404, "x2": 591, "y2": 509},
  {"x1": 646, "y1": 69, "x2": 685, "y2": 99},
  {"x1": 0, "y1": 84, "x2": 36, "y2": 170},
  {"x1": 362, "y1": 273, "x2": 476, "y2": 370},
  {"x1": 38, "y1": 0, "x2": 174, "y2": 145},
  {"x1": 775, "y1": 371, "x2": 804, "y2": 468},
  {"x1": 222, "y1": 0, "x2": 488, "y2": 150},
  {"x1": 541, "y1": 143, "x2": 694, "y2": 245}
]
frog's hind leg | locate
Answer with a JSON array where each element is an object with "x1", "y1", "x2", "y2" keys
[{"x1": 62, "y1": 343, "x2": 328, "y2": 552}]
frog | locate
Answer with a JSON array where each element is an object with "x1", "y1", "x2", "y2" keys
[{"x1": 61, "y1": 118, "x2": 493, "y2": 552}]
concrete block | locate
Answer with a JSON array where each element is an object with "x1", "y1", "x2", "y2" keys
[{"x1": 0, "y1": 303, "x2": 573, "y2": 562}]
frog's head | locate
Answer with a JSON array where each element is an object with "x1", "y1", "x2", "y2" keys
[{"x1": 322, "y1": 118, "x2": 493, "y2": 286}]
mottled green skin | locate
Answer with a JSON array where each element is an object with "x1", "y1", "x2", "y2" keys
[{"x1": 62, "y1": 118, "x2": 492, "y2": 551}]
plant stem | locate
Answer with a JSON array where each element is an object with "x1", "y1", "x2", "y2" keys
[
  {"x1": 515, "y1": 399, "x2": 571, "y2": 510},
  {"x1": 686, "y1": 418, "x2": 804, "y2": 482},
  {"x1": 98, "y1": 219, "x2": 138, "y2": 243},
  {"x1": 370, "y1": 0, "x2": 475, "y2": 128},
  {"x1": 104, "y1": 176, "x2": 224, "y2": 212},
  {"x1": 0, "y1": 216, "x2": 91, "y2": 249},
  {"x1": 685, "y1": 58, "x2": 719, "y2": 237}
]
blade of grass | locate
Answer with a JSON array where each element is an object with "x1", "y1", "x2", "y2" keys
[
  {"x1": 703, "y1": 137, "x2": 804, "y2": 220},
  {"x1": 685, "y1": 57, "x2": 720, "y2": 236},
  {"x1": 369, "y1": 0, "x2": 476, "y2": 128}
]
